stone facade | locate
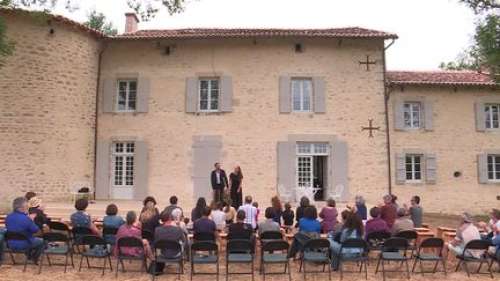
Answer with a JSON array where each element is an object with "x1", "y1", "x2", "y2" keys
[{"x1": 0, "y1": 12, "x2": 101, "y2": 206}]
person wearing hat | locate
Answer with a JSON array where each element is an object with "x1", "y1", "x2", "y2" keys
[
  {"x1": 28, "y1": 196, "x2": 50, "y2": 229},
  {"x1": 448, "y1": 212, "x2": 481, "y2": 258}
]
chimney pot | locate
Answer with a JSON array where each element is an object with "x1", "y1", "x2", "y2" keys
[{"x1": 125, "y1": 13, "x2": 139, "y2": 33}]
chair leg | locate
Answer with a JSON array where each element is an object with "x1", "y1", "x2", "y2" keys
[
  {"x1": 463, "y1": 261, "x2": 470, "y2": 277},
  {"x1": 38, "y1": 254, "x2": 43, "y2": 274},
  {"x1": 381, "y1": 260, "x2": 386, "y2": 281},
  {"x1": 339, "y1": 261, "x2": 343, "y2": 280},
  {"x1": 109, "y1": 256, "x2": 113, "y2": 271},
  {"x1": 364, "y1": 261, "x2": 368, "y2": 280},
  {"x1": 328, "y1": 261, "x2": 332, "y2": 281},
  {"x1": 251, "y1": 260, "x2": 255, "y2": 281},
  {"x1": 287, "y1": 261, "x2": 292, "y2": 281},
  {"x1": 455, "y1": 260, "x2": 461, "y2": 272},
  {"x1": 47, "y1": 254, "x2": 52, "y2": 266},
  {"x1": 302, "y1": 260, "x2": 306, "y2": 281},
  {"x1": 411, "y1": 258, "x2": 417, "y2": 273},
  {"x1": 63, "y1": 254, "x2": 68, "y2": 273},
  {"x1": 86, "y1": 256, "x2": 90, "y2": 269},
  {"x1": 487, "y1": 260, "x2": 494, "y2": 279},
  {"x1": 442, "y1": 259, "x2": 447, "y2": 276},
  {"x1": 115, "y1": 258, "x2": 120, "y2": 278},
  {"x1": 477, "y1": 261, "x2": 483, "y2": 273},
  {"x1": 419, "y1": 259, "x2": 425, "y2": 276},
  {"x1": 78, "y1": 255, "x2": 84, "y2": 272},
  {"x1": 432, "y1": 260, "x2": 439, "y2": 274},
  {"x1": 226, "y1": 261, "x2": 229, "y2": 281},
  {"x1": 405, "y1": 260, "x2": 410, "y2": 279},
  {"x1": 375, "y1": 257, "x2": 381, "y2": 273},
  {"x1": 23, "y1": 252, "x2": 28, "y2": 272}
]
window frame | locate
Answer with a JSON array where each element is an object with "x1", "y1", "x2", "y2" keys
[
  {"x1": 112, "y1": 142, "x2": 135, "y2": 188},
  {"x1": 198, "y1": 77, "x2": 220, "y2": 112},
  {"x1": 405, "y1": 154, "x2": 423, "y2": 183},
  {"x1": 403, "y1": 101, "x2": 422, "y2": 129},
  {"x1": 484, "y1": 103, "x2": 500, "y2": 130},
  {"x1": 487, "y1": 154, "x2": 500, "y2": 182},
  {"x1": 116, "y1": 79, "x2": 138, "y2": 112},
  {"x1": 291, "y1": 78, "x2": 313, "y2": 112}
]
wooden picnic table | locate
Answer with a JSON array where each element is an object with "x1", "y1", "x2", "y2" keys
[{"x1": 437, "y1": 226, "x2": 455, "y2": 239}]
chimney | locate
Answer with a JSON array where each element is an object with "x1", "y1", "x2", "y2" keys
[{"x1": 125, "y1": 12, "x2": 139, "y2": 33}]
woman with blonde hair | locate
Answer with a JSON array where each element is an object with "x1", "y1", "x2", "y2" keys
[{"x1": 139, "y1": 198, "x2": 160, "y2": 235}]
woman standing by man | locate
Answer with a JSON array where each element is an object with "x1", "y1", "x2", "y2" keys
[{"x1": 229, "y1": 166, "x2": 244, "y2": 209}]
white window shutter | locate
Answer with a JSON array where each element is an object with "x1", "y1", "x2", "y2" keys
[
  {"x1": 220, "y1": 75, "x2": 233, "y2": 112},
  {"x1": 185, "y1": 77, "x2": 198, "y2": 113},
  {"x1": 95, "y1": 140, "x2": 111, "y2": 199},
  {"x1": 134, "y1": 141, "x2": 149, "y2": 200},
  {"x1": 395, "y1": 153, "x2": 406, "y2": 184},
  {"x1": 424, "y1": 100, "x2": 433, "y2": 131},
  {"x1": 279, "y1": 76, "x2": 291, "y2": 113},
  {"x1": 136, "y1": 77, "x2": 150, "y2": 113},
  {"x1": 477, "y1": 154, "x2": 488, "y2": 184},
  {"x1": 102, "y1": 79, "x2": 115, "y2": 113},
  {"x1": 394, "y1": 101, "x2": 405, "y2": 130},
  {"x1": 425, "y1": 153, "x2": 437, "y2": 184},
  {"x1": 475, "y1": 102, "x2": 486, "y2": 132},
  {"x1": 313, "y1": 77, "x2": 326, "y2": 113}
]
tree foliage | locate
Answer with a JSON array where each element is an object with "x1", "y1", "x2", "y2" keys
[{"x1": 83, "y1": 10, "x2": 117, "y2": 36}]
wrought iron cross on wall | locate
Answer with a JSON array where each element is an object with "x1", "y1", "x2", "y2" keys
[
  {"x1": 362, "y1": 119, "x2": 380, "y2": 138},
  {"x1": 359, "y1": 55, "x2": 376, "y2": 71}
]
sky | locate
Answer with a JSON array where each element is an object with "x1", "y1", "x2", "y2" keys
[{"x1": 49, "y1": 0, "x2": 478, "y2": 71}]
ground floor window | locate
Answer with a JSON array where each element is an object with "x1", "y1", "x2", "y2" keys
[
  {"x1": 113, "y1": 142, "x2": 135, "y2": 187},
  {"x1": 405, "y1": 154, "x2": 422, "y2": 182},
  {"x1": 487, "y1": 154, "x2": 500, "y2": 181}
]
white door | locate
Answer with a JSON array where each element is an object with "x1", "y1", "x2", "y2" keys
[
  {"x1": 297, "y1": 156, "x2": 313, "y2": 188},
  {"x1": 111, "y1": 142, "x2": 135, "y2": 199}
]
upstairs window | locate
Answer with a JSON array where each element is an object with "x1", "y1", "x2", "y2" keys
[
  {"x1": 117, "y1": 80, "x2": 137, "y2": 112},
  {"x1": 405, "y1": 154, "x2": 422, "y2": 182},
  {"x1": 487, "y1": 154, "x2": 500, "y2": 181},
  {"x1": 199, "y1": 78, "x2": 220, "y2": 112},
  {"x1": 403, "y1": 102, "x2": 421, "y2": 129},
  {"x1": 485, "y1": 104, "x2": 500, "y2": 129},
  {"x1": 291, "y1": 78, "x2": 312, "y2": 112}
]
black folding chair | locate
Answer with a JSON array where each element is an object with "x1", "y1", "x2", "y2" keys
[
  {"x1": 102, "y1": 226, "x2": 119, "y2": 245},
  {"x1": 48, "y1": 221, "x2": 71, "y2": 236},
  {"x1": 412, "y1": 237, "x2": 446, "y2": 275},
  {"x1": 260, "y1": 240, "x2": 291, "y2": 281},
  {"x1": 39, "y1": 232, "x2": 74, "y2": 273},
  {"x1": 395, "y1": 230, "x2": 418, "y2": 256},
  {"x1": 71, "y1": 226, "x2": 92, "y2": 254},
  {"x1": 4, "y1": 232, "x2": 32, "y2": 272},
  {"x1": 454, "y1": 239, "x2": 493, "y2": 278},
  {"x1": 142, "y1": 229, "x2": 154, "y2": 243},
  {"x1": 337, "y1": 238, "x2": 369, "y2": 280},
  {"x1": 77, "y1": 235, "x2": 113, "y2": 276},
  {"x1": 152, "y1": 239, "x2": 184, "y2": 281},
  {"x1": 226, "y1": 239, "x2": 254, "y2": 281},
  {"x1": 260, "y1": 231, "x2": 283, "y2": 241},
  {"x1": 366, "y1": 231, "x2": 391, "y2": 252},
  {"x1": 488, "y1": 251, "x2": 499, "y2": 273},
  {"x1": 375, "y1": 237, "x2": 411, "y2": 281},
  {"x1": 190, "y1": 241, "x2": 219, "y2": 281},
  {"x1": 193, "y1": 232, "x2": 216, "y2": 242},
  {"x1": 299, "y1": 238, "x2": 331, "y2": 281},
  {"x1": 115, "y1": 236, "x2": 148, "y2": 277}
]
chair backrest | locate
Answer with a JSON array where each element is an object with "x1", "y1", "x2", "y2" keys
[
  {"x1": 116, "y1": 236, "x2": 144, "y2": 256},
  {"x1": 48, "y1": 221, "x2": 71, "y2": 233},
  {"x1": 260, "y1": 231, "x2": 283, "y2": 240},
  {"x1": 43, "y1": 232, "x2": 69, "y2": 243},
  {"x1": 191, "y1": 241, "x2": 218, "y2": 253},
  {"x1": 228, "y1": 229, "x2": 252, "y2": 240},
  {"x1": 366, "y1": 231, "x2": 391, "y2": 247},
  {"x1": 341, "y1": 238, "x2": 369, "y2": 253},
  {"x1": 227, "y1": 239, "x2": 253, "y2": 254},
  {"x1": 382, "y1": 237, "x2": 408, "y2": 252},
  {"x1": 154, "y1": 239, "x2": 182, "y2": 252},
  {"x1": 193, "y1": 231, "x2": 216, "y2": 242},
  {"x1": 103, "y1": 227, "x2": 119, "y2": 236},
  {"x1": 463, "y1": 239, "x2": 490, "y2": 251},
  {"x1": 419, "y1": 237, "x2": 444, "y2": 249},
  {"x1": 72, "y1": 226, "x2": 93, "y2": 236},
  {"x1": 79, "y1": 234, "x2": 107, "y2": 246},
  {"x1": 5, "y1": 231, "x2": 29, "y2": 242},
  {"x1": 395, "y1": 230, "x2": 418, "y2": 241},
  {"x1": 261, "y1": 240, "x2": 289, "y2": 253},
  {"x1": 303, "y1": 238, "x2": 330, "y2": 252},
  {"x1": 142, "y1": 229, "x2": 154, "y2": 241}
]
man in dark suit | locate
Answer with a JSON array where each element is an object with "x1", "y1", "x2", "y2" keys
[{"x1": 211, "y1": 162, "x2": 228, "y2": 203}]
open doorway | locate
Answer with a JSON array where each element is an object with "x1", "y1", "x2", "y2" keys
[
  {"x1": 296, "y1": 142, "x2": 330, "y2": 201},
  {"x1": 313, "y1": 156, "x2": 328, "y2": 201}
]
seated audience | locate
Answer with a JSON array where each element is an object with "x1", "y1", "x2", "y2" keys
[
  {"x1": 141, "y1": 196, "x2": 160, "y2": 214},
  {"x1": 103, "y1": 203, "x2": 125, "y2": 244},
  {"x1": 491, "y1": 224, "x2": 500, "y2": 263},
  {"x1": 5, "y1": 197, "x2": 44, "y2": 262},
  {"x1": 70, "y1": 198, "x2": 100, "y2": 235},
  {"x1": 380, "y1": 194, "x2": 397, "y2": 228},
  {"x1": 191, "y1": 197, "x2": 207, "y2": 222},
  {"x1": 271, "y1": 196, "x2": 283, "y2": 225},
  {"x1": 329, "y1": 211, "x2": 364, "y2": 270},
  {"x1": 405, "y1": 195, "x2": 423, "y2": 227},
  {"x1": 228, "y1": 210, "x2": 254, "y2": 240},
  {"x1": 478, "y1": 208, "x2": 500, "y2": 240},
  {"x1": 171, "y1": 208, "x2": 188, "y2": 236},
  {"x1": 391, "y1": 208, "x2": 414, "y2": 235},
  {"x1": 354, "y1": 195, "x2": 367, "y2": 221},
  {"x1": 114, "y1": 211, "x2": 153, "y2": 260},
  {"x1": 319, "y1": 198, "x2": 338, "y2": 233},
  {"x1": 238, "y1": 196, "x2": 258, "y2": 230},
  {"x1": 139, "y1": 204, "x2": 160, "y2": 236},
  {"x1": 448, "y1": 212, "x2": 481, "y2": 258},
  {"x1": 27, "y1": 195, "x2": 50, "y2": 230},
  {"x1": 163, "y1": 196, "x2": 183, "y2": 218},
  {"x1": 282, "y1": 202, "x2": 295, "y2": 232},
  {"x1": 258, "y1": 207, "x2": 281, "y2": 236},
  {"x1": 288, "y1": 206, "x2": 321, "y2": 258},
  {"x1": 210, "y1": 201, "x2": 226, "y2": 231},
  {"x1": 193, "y1": 207, "x2": 217, "y2": 236},
  {"x1": 295, "y1": 196, "x2": 310, "y2": 227},
  {"x1": 223, "y1": 200, "x2": 237, "y2": 225},
  {"x1": 153, "y1": 211, "x2": 188, "y2": 273},
  {"x1": 391, "y1": 194, "x2": 399, "y2": 209},
  {"x1": 364, "y1": 207, "x2": 390, "y2": 239},
  {"x1": 252, "y1": 201, "x2": 260, "y2": 223}
]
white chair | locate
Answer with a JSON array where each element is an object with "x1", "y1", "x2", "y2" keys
[
  {"x1": 69, "y1": 182, "x2": 94, "y2": 202},
  {"x1": 330, "y1": 184, "x2": 344, "y2": 200},
  {"x1": 294, "y1": 185, "x2": 319, "y2": 203},
  {"x1": 277, "y1": 184, "x2": 294, "y2": 203}
]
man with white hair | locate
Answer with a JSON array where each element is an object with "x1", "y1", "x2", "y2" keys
[
  {"x1": 5, "y1": 197, "x2": 44, "y2": 263},
  {"x1": 448, "y1": 212, "x2": 481, "y2": 258}
]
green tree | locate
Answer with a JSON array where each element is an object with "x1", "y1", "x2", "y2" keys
[{"x1": 83, "y1": 10, "x2": 117, "y2": 36}]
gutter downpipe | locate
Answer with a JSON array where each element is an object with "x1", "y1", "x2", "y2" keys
[
  {"x1": 93, "y1": 40, "x2": 107, "y2": 200},
  {"x1": 383, "y1": 38, "x2": 396, "y2": 195}
]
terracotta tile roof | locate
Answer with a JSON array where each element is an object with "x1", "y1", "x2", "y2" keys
[
  {"x1": 387, "y1": 71, "x2": 498, "y2": 87},
  {"x1": 0, "y1": 7, "x2": 104, "y2": 38},
  {"x1": 113, "y1": 27, "x2": 398, "y2": 40}
]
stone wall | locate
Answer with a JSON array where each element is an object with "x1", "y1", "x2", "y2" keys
[{"x1": 0, "y1": 12, "x2": 100, "y2": 204}]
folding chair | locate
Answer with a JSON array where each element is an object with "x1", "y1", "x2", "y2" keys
[
  {"x1": 193, "y1": 232, "x2": 216, "y2": 242},
  {"x1": 337, "y1": 238, "x2": 369, "y2": 280},
  {"x1": 375, "y1": 237, "x2": 411, "y2": 281},
  {"x1": 102, "y1": 226, "x2": 119, "y2": 245},
  {"x1": 39, "y1": 232, "x2": 74, "y2": 273},
  {"x1": 395, "y1": 230, "x2": 418, "y2": 256},
  {"x1": 488, "y1": 251, "x2": 499, "y2": 273},
  {"x1": 4, "y1": 232, "x2": 32, "y2": 272},
  {"x1": 226, "y1": 239, "x2": 254, "y2": 281},
  {"x1": 366, "y1": 231, "x2": 391, "y2": 252},
  {"x1": 47, "y1": 221, "x2": 71, "y2": 236},
  {"x1": 299, "y1": 238, "x2": 331, "y2": 281},
  {"x1": 115, "y1": 236, "x2": 148, "y2": 277},
  {"x1": 71, "y1": 226, "x2": 92, "y2": 254},
  {"x1": 454, "y1": 239, "x2": 493, "y2": 278},
  {"x1": 77, "y1": 235, "x2": 113, "y2": 276},
  {"x1": 190, "y1": 241, "x2": 219, "y2": 281},
  {"x1": 260, "y1": 231, "x2": 283, "y2": 241},
  {"x1": 152, "y1": 239, "x2": 184, "y2": 281},
  {"x1": 142, "y1": 229, "x2": 154, "y2": 243},
  {"x1": 411, "y1": 237, "x2": 446, "y2": 275},
  {"x1": 260, "y1": 240, "x2": 291, "y2": 281}
]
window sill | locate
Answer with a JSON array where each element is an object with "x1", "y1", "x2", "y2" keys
[{"x1": 193, "y1": 111, "x2": 227, "y2": 116}]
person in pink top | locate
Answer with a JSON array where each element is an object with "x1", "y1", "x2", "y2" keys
[
  {"x1": 319, "y1": 198, "x2": 338, "y2": 233},
  {"x1": 114, "y1": 211, "x2": 153, "y2": 260}
]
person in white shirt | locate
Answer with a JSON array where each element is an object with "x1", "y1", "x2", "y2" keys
[
  {"x1": 210, "y1": 201, "x2": 226, "y2": 231},
  {"x1": 238, "y1": 195, "x2": 258, "y2": 230}
]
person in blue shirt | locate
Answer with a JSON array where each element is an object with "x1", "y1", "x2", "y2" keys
[
  {"x1": 328, "y1": 210, "x2": 364, "y2": 270},
  {"x1": 288, "y1": 206, "x2": 321, "y2": 258},
  {"x1": 5, "y1": 197, "x2": 44, "y2": 263},
  {"x1": 70, "y1": 198, "x2": 100, "y2": 236},
  {"x1": 354, "y1": 195, "x2": 367, "y2": 221},
  {"x1": 103, "y1": 203, "x2": 125, "y2": 244}
]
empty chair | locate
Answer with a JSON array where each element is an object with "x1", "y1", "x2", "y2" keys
[
  {"x1": 366, "y1": 231, "x2": 391, "y2": 251},
  {"x1": 115, "y1": 236, "x2": 148, "y2": 277},
  {"x1": 260, "y1": 240, "x2": 291, "y2": 281},
  {"x1": 190, "y1": 241, "x2": 219, "y2": 281},
  {"x1": 337, "y1": 238, "x2": 369, "y2": 280},
  {"x1": 3, "y1": 232, "x2": 32, "y2": 272},
  {"x1": 152, "y1": 239, "x2": 184, "y2": 281},
  {"x1": 39, "y1": 232, "x2": 74, "y2": 273},
  {"x1": 375, "y1": 237, "x2": 411, "y2": 281},
  {"x1": 77, "y1": 235, "x2": 113, "y2": 276},
  {"x1": 299, "y1": 238, "x2": 331, "y2": 281},
  {"x1": 412, "y1": 237, "x2": 446, "y2": 275},
  {"x1": 395, "y1": 230, "x2": 418, "y2": 255},
  {"x1": 226, "y1": 239, "x2": 254, "y2": 281},
  {"x1": 454, "y1": 239, "x2": 493, "y2": 278}
]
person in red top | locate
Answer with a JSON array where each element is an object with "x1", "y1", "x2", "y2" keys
[{"x1": 380, "y1": 194, "x2": 397, "y2": 228}]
